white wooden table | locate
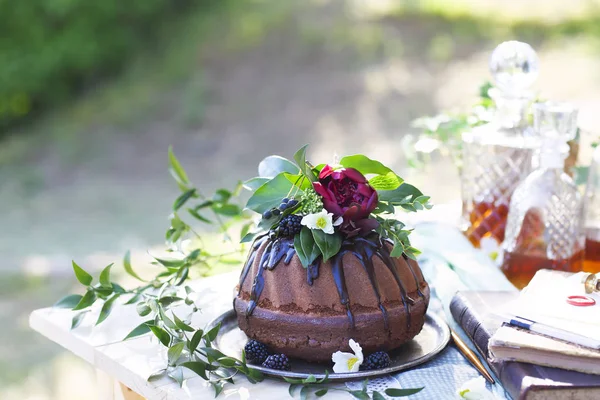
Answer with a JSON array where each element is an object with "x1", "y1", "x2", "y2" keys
[{"x1": 30, "y1": 271, "x2": 351, "y2": 400}]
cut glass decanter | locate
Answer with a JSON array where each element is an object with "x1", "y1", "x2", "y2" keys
[
  {"x1": 501, "y1": 102, "x2": 584, "y2": 289},
  {"x1": 461, "y1": 41, "x2": 540, "y2": 248}
]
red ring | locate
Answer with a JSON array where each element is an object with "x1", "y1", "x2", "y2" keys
[{"x1": 566, "y1": 295, "x2": 596, "y2": 307}]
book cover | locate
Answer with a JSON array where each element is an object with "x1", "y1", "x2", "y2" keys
[{"x1": 450, "y1": 291, "x2": 600, "y2": 400}]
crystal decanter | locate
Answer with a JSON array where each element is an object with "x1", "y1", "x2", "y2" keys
[
  {"x1": 501, "y1": 102, "x2": 584, "y2": 289},
  {"x1": 583, "y1": 145, "x2": 600, "y2": 273},
  {"x1": 461, "y1": 41, "x2": 540, "y2": 248}
]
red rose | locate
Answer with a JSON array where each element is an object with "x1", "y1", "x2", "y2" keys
[{"x1": 313, "y1": 165, "x2": 379, "y2": 235}]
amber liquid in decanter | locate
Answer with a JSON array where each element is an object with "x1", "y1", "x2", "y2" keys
[
  {"x1": 501, "y1": 207, "x2": 584, "y2": 289},
  {"x1": 502, "y1": 250, "x2": 584, "y2": 290},
  {"x1": 584, "y1": 227, "x2": 600, "y2": 273},
  {"x1": 465, "y1": 198, "x2": 510, "y2": 247}
]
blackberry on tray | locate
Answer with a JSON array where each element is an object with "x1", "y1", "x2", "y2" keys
[
  {"x1": 361, "y1": 351, "x2": 391, "y2": 370},
  {"x1": 244, "y1": 340, "x2": 270, "y2": 364},
  {"x1": 262, "y1": 354, "x2": 291, "y2": 371}
]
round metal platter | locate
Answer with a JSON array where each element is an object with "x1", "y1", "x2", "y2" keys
[{"x1": 207, "y1": 310, "x2": 450, "y2": 382}]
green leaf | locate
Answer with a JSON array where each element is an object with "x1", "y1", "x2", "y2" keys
[
  {"x1": 317, "y1": 370, "x2": 329, "y2": 384},
  {"x1": 168, "y1": 366, "x2": 184, "y2": 387},
  {"x1": 212, "y1": 189, "x2": 231, "y2": 203},
  {"x1": 123, "y1": 320, "x2": 153, "y2": 340},
  {"x1": 385, "y1": 387, "x2": 424, "y2": 397},
  {"x1": 340, "y1": 154, "x2": 392, "y2": 176},
  {"x1": 294, "y1": 227, "x2": 321, "y2": 268},
  {"x1": 300, "y1": 386, "x2": 309, "y2": 400},
  {"x1": 372, "y1": 392, "x2": 386, "y2": 400},
  {"x1": 147, "y1": 369, "x2": 167, "y2": 382},
  {"x1": 348, "y1": 390, "x2": 369, "y2": 400},
  {"x1": 205, "y1": 322, "x2": 221, "y2": 342},
  {"x1": 168, "y1": 342, "x2": 185, "y2": 365},
  {"x1": 158, "y1": 296, "x2": 184, "y2": 307},
  {"x1": 369, "y1": 171, "x2": 403, "y2": 191},
  {"x1": 136, "y1": 302, "x2": 152, "y2": 317},
  {"x1": 187, "y1": 207, "x2": 211, "y2": 223},
  {"x1": 54, "y1": 294, "x2": 83, "y2": 309},
  {"x1": 72, "y1": 290, "x2": 97, "y2": 311},
  {"x1": 96, "y1": 294, "x2": 120, "y2": 325},
  {"x1": 378, "y1": 183, "x2": 423, "y2": 204},
  {"x1": 159, "y1": 306, "x2": 178, "y2": 330},
  {"x1": 189, "y1": 329, "x2": 204, "y2": 353},
  {"x1": 71, "y1": 311, "x2": 88, "y2": 329},
  {"x1": 173, "y1": 313, "x2": 195, "y2": 332},
  {"x1": 173, "y1": 189, "x2": 196, "y2": 211},
  {"x1": 294, "y1": 144, "x2": 316, "y2": 182},
  {"x1": 211, "y1": 203, "x2": 241, "y2": 216},
  {"x1": 72, "y1": 261, "x2": 93, "y2": 286},
  {"x1": 283, "y1": 377, "x2": 304, "y2": 385},
  {"x1": 289, "y1": 384, "x2": 299, "y2": 397},
  {"x1": 243, "y1": 177, "x2": 269, "y2": 191},
  {"x1": 99, "y1": 263, "x2": 113, "y2": 288},
  {"x1": 149, "y1": 325, "x2": 171, "y2": 347},
  {"x1": 168, "y1": 146, "x2": 190, "y2": 185},
  {"x1": 315, "y1": 389, "x2": 328, "y2": 397},
  {"x1": 390, "y1": 242, "x2": 405, "y2": 258},
  {"x1": 217, "y1": 357, "x2": 236, "y2": 367},
  {"x1": 181, "y1": 361, "x2": 208, "y2": 380},
  {"x1": 154, "y1": 257, "x2": 185, "y2": 268},
  {"x1": 312, "y1": 230, "x2": 342, "y2": 262},
  {"x1": 245, "y1": 173, "x2": 297, "y2": 214},
  {"x1": 212, "y1": 381, "x2": 224, "y2": 397},
  {"x1": 258, "y1": 155, "x2": 299, "y2": 178},
  {"x1": 303, "y1": 375, "x2": 317, "y2": 384},
  {"x1": 123, "y1": 251, "x2": 145, "y2": 281}
]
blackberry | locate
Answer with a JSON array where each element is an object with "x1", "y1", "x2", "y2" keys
[
  {"x1": 361, "y1": 351, "x2": 391, "y2": 370},
  {"x1": 244, "y1": 340, "x2": 270, "y2": 364},
  {"x1": 277, "y1": 214, "x2": 302, "y2": 237},
  {"x1": 262, "y1": 354, "x2": 291, "y2": 371}
]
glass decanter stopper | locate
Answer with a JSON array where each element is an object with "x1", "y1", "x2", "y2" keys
[
  {"x1": 461, "y1": 41, "x2": 540, "y2": 248},
  {"x1": 501, "y1": 102, "x2": 584, "y2": 289},
  {"x1": 583, "y1": 146, "x2": 600, "y2": 273}
]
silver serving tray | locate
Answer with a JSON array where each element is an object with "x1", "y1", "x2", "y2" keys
[{"x1": 206, "y1": 310, "x2": 450, "y2": 381}]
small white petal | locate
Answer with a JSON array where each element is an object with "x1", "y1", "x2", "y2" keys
[
  {"x1": 333, "y1": 216, "x2": 344, "y2": 226},
  {"x1": 348, "y1": 339, "x2": 364, "y2": 363},
  {"x1": 458, "y1": 377, "x2": 496, "y2": 399},
  {"x1": 332, "y1": 352, "x2": 355, "y2": 373}
]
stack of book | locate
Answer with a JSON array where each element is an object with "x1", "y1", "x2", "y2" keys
[{"x1": 451, "y1": 270, "x2": 600, "y2": 399}]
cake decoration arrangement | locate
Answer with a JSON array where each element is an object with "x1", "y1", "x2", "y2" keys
[
  {"x1": 235, "y1": 146, "x2": 432, "y2": 363},
  {"x1": 53, "y1": 145, "x2": 431, "y2": 398}
]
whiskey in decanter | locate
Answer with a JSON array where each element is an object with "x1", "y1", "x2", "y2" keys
[
  {"x1": 501, "y1": 102, "x2": 584, "y2": 289},
  {"x1": 461, "y1": 41, "x2": 540, "y2": 248}
]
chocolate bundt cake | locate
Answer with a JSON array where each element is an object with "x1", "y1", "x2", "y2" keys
[{"x1": 234, "y1": 233, "x2": 430, "y2": 362}]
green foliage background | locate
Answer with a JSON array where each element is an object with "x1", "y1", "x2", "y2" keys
[{"x1": 0, "y1": 0, "x2": 207, "y2": 127}]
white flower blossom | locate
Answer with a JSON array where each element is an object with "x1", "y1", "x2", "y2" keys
[
  {"x1": 301, "y1": 209, "x2": 343, "y2": 234},
  {"x1": 458, "y1": 376, "x2": 497, "y2": 399},
  {"x1": 332, "y1": 339, "x2": 363, "y2": 373}
]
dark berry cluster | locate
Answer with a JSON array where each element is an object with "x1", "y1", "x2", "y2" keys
[
  {"x1": 262, "y1": 198, "x2": 299, "y2": 219},
  {"x1": 244, "y1": 340, "x2": 270, "y2": 364},
  {"x1": 277, "y1": 214, "x2": 302, "y2": 237},
  {"x1": 262, "y1": 354, "x2": 291, "y2": 371},
  {"x1": 360, "y1": 351, "x2": 391, "y2": 370}
]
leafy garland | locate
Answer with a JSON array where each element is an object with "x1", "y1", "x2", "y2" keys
[{"x1": 54, "y1": 146, "x2": 428, "y2": 399}]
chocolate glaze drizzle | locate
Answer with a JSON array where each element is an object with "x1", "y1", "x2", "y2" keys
[{"x1": 239, "y1": 233, "x2": 424, "y2": 331}]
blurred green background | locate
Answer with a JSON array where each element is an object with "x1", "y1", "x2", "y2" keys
[{"x1": 3, "y1": 0, "x2": 600, "y2": 398}]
